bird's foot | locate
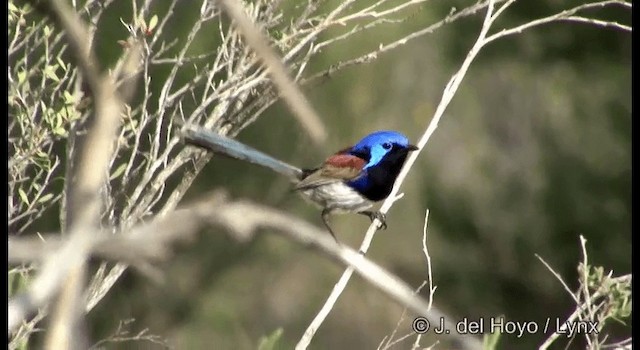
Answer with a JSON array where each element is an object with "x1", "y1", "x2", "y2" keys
[{"x1": 360, "y1": 211, "x2": 387, "y2": 230}]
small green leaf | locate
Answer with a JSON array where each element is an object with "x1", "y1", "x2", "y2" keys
[
  {"x1": 59, "y1": 105, "x2": 69, "y2": 119},
  {"x1": 37, "y1": 193, "x2": 54, "y2": 204},
  {"x1": 21, "y1": 3, "x2": 33, "y2": 13},
  {"x1": 63, "y1": 91, "x2": 75, "y2": 104},
  {"x1": 56, "y1": 56, "x2": 66, "y2": 72},
  {"x1": 148, "y1": 15, "x2": 158, "y2": 31},
  {"x1": 110, "y1": 163, "x2": 127, "y2": 180},
  {"x1": 17, "y1": 70, "x2": 26, "y2": 84},
  {"x1": 44, "y1": 25, "x2": 51, "y2": 37},
  {"x1": 36, "y1": 149, "x2": 48, "y2": 158},
  {"x1": 257, "y1": 328, "x2": 283, "y2": 350},
  {"x1": 44, "y1": 66, "x2": 60, "y2": 82},
  {"x1": 9, "y1": 2, "x2": 18, "y2": 13},
  {"x1": 125, "y1": 118, "x2": 139, "y2": 133},
  {"x1": 18, "y1": 188, "x2": 29, "y2": 205},
  {"x1": 54, "y1": 111, "x2": 63, "y2": 128},
  {"x1": 53, "y1": 126, "x2": 67, "y2": 136}
]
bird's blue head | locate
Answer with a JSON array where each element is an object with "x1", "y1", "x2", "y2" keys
[{"x1": 350, "y1": 130, "x2": 417, "y2": 169}]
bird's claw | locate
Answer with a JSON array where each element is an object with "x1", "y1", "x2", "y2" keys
[{"x1": 366, "y1": 211, "x2": 387, "y2": 230}]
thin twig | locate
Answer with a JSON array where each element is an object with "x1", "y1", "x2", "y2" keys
[
  {"x1": 484, "y1": 0, "x2": 631, "y2": 44},
  {"x1": 301, "y1": 0, "x2": 500, "y2": 86},
  {"x1": 421, "y1": 209, "x2": 437, "y2": 309},
  {"x1": 579, "y1": 235, "x2": 594, "y2": 348},
  {"x1": 535, "y1": 254, "x2": 580, "y2": 304},
  {"x1": 216, "y1": 0, "x2": 327, "y2": 144},
  {"x1": 379, "y1": 281, "x2": 427, "y2": 350}
]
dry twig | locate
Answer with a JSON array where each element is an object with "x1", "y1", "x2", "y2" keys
[
  {"x1": 10, "y1": 191, "x2": 459, "y2": 340},
  {"x1": 215, "y1": 0, "x2": 327, "y2": 144}
]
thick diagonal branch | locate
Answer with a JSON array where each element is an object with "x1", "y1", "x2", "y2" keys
[{"x1": 10, "y1": 192, "x2": 468, "y2": 346}]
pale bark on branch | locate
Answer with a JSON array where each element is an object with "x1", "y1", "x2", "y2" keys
[{"x1": 9, "y1": 190, "x2": 480, "y2": 348}]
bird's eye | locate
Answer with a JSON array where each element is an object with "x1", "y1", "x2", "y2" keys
[{"x1": 382, "y1": 142, "x2": 392, "y2": 150}]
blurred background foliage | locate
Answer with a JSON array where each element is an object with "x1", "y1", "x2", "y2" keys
[{"x1": 15, "y1": 0, "x2": 630, "y2": 348}]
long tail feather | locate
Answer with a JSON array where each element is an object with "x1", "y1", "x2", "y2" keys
[{"x1": 183, "y1": 126, "x2": 303, "y2": 180}]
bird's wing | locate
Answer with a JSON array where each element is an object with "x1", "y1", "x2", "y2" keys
[{"x1": 295, "y1": 154, "x2": 366, "y2": 190}]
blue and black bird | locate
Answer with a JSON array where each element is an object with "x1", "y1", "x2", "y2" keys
[{"x1": 184, "y1": 127, "x2": 419, "y2": 241}]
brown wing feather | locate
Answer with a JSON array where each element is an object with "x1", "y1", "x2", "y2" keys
[{"x1": 295, "y1": 154, "x2": 366, "y2": 190}]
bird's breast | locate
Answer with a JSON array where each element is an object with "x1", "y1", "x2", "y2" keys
[{"x1": 300, "y1": 181, "x2": 373, "y2": 213}]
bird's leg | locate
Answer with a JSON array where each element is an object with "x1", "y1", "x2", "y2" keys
[
  {"x1": 359, "y1": 210, "x2": 387, "y2": 230},
  {"x1": 321, "y1": 209, "x2": 340, "y2": 243}
]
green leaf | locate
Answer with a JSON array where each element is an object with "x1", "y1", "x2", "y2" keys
[
  {"x1": 18, "y1": 188, "x2": 29, "y2": 205},
  {"x1": 20, "y1": 3, "x2": 33, "y2": 13},
  {"x1": 54, "y1": 111, "x2": 63, "y2": 128},
  {"x1": 56, "y1": 56, "x2": 66, "y2": 72},
  {"x1": 17, "y1": 70, "x2": 26, "y2": 84},
  {"x1": 37, "y1": 193, "x2": 54, "y2": 204},
  {"x1": 110, "y1": 163, "x2": 128, "y2": 180},
  {"x1": 9, "y1": 2, "x2": 18, "y2": 13},
  {"x1": 44, "y1": 66, "x2": 60, "y2": 82},
  {"x1": 148, "y1": 15, "x2": 159, "y2": 31},
  {"x1": 36, "y1": 149, "x2": 48, "y2": 159},
  {"x1": 125, "y1": 117, "x2": 139, "y2": 133},
  {"x1": 53, "y1": 126, "x2": 67, "y2": 137},
  {"x1": 257, "y1": 328, "x2": 283, "y2": 350},
  {"x1": 63, "y1": 91, "x2": 75, "y2": 104}
]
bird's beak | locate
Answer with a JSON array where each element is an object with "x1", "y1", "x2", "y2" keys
[{"x1": 406, "y1": 144, "x2": 419, "y2": 151}]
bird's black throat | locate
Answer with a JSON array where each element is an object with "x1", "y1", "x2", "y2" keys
[{"x1": 356, "y1": 148, "x2": 411, "y2": 201}]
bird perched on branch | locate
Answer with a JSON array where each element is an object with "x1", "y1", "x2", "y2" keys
[{"x1": 183, "y1": 126, "x2": 418, "y2": 242}]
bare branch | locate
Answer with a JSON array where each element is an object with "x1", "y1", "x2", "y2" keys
[
  {"x1": 89, "y1": 318, "x2": 169, "y2": 349},
  {"x1": 378, "y1": 281, "x2": 426, "y2": 350},
  {"x1": 484, "y1": 0, "x2": 631, "y2": 44},
  {"x1": 216, "y1": 0, "x2": 327, "y2": 144},
  {"x1": 535, "y1": 254, "x2": 580, "y2": 304},
  {"x1": 301, "y1": 0, "x2": 500, "y2": 86},
  {"x1": 421, "y1": 210, "x2": 437, "y2": 310},
  {"x1": 9, "y1": 191, "x2": 476, "y2": 347},
  {"x1": 561, "y1": 15, "x2": 631, "y2": 31}
]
